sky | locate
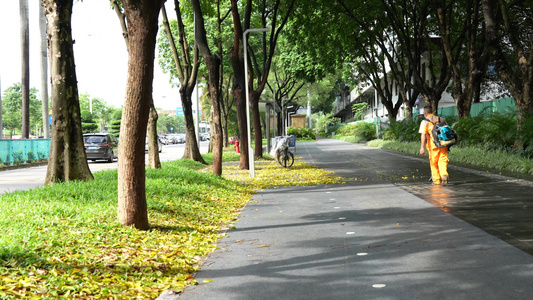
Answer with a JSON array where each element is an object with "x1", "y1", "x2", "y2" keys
[{"x1": 0, "y1": 0, "x2": 183, "y2": 111}]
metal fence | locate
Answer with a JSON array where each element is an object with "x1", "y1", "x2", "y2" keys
[{"x1": 0, "y1": 139, "x2": 51, "y2": 165}]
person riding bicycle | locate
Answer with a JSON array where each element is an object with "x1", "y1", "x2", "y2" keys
[{"x1": 271, "y1": 136, "x2": 294, "y2": 168}]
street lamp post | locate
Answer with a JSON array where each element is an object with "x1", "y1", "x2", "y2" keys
[{"x1": 244, "y1": 27, "x2": 269, "y2": 178}]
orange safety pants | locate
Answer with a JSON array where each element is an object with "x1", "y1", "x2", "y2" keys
[{"x1": 427, "y1": 145, "x2": 449, "y2": 184}]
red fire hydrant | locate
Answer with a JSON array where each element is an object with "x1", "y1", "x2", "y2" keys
[{"x1": 234, "y1": 140, "x2": 240, "y2": 154}]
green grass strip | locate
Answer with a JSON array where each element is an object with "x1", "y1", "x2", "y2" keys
[
  {"x1": 367, "y1": 139, "x2": 533, "y2": 175},
  {"x1": 0, "y1": 158, "x2": 253, "y2": 299},
  {"x1": 0, "y1": 149, "x2": 343, "y2": 299}
]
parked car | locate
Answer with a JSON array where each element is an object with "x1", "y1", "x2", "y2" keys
[
  {"x1": 159, "y1": 135, "x2": 170, "y2": 145},
  {"x1": 145, "y1": 137, "x2": 163, "y2": 153},
  {"x1": 177, "y1": 134, "x2": 185, "y2": 144},
  {"x1": 200, "y1": 133, "x2": 210, "y2": 141},
  {"x1": 167, "y1": 135, "x2": 178, "y2": 144},
  {"x1": 84, "y1": 133, "x2": 119, "y2": 163}
]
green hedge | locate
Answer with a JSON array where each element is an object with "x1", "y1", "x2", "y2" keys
[
  {"x1": 287, "y1": 127, "x2": 316, "y2": 140},
  {"x1": 337, "y1": 122, "x2": 376, "y2": 141}
]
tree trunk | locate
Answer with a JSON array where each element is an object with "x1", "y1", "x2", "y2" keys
[
  {"x1": 111, "y1": 0, "x2": 160, "y2": 166},
  {"x1": 208, "y1": 111, "x2": 215, "y2": 153},
  {"x1": 206, "y1": 57, "x2": 223, "y2": 175},
  {"x1": 222, "y1": 115, "x2": 229, "y2": 148},
  {"x1": 44, "y1": 0, "x2": 93, "y2": 184},
  {"x1": 229, "y1": 0, "x2": 250, "y2": 170},
  {"x1": 181, "y1": 87, "x2": 207, "y2": 163},
  {"x1": 481, "y1": 0, "x2": 533, "y2": 148},
  {"x1": 20, "y1": 0, "x2": 30, "y2": 138},
  {"x1": 39, "y1": 3, "x2": 50, "y2": 139},
  {"x1": 147, "y1": 102, "x2": 161, "y2": 169},
  {"x1": 161, "y1": 2, "x2": 205, "y2": 164},
  {"x1": 232, "y1": 70, "x2": 249, "y2": 169},
  {"x1": 251, "y1": 94, "x2": 262, "y2": 158},
  {"x1": 117, "y1": 0, "x2": 163, "y2": 230}
]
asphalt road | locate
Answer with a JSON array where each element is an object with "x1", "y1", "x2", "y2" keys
[
  {"x1": 179, "y1": 139, "x2": 533, "y2": 300},
  {"x1": 0, "y1": 141, "x2": 209, "y2": 195}
]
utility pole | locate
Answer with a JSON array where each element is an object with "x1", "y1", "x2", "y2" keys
[
  {"x1": 39, "y1": 2, "x2": 50, "y2": 138},
  {"x1": 20, "y1": 0, "x2": 30, "y2": 139}
]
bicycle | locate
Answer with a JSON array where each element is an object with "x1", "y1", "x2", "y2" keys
[{"x1": 271, "y1": 136, "x2": 294, "y2": 168}]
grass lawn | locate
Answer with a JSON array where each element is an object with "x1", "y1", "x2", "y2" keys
[
  {"x1": 366, "y1": 139, "x2": 533, "y2": 176},
  {"x1": 331, "y1": 134, "x2": 363, "y2": 144},
  {"x1": 0, "y1": 151, "x2": 343, "y2": 299}
]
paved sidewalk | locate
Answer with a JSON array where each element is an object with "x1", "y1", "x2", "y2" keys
[{"x1": 180, "y1": 140, "x2": 533, "y2": 300}]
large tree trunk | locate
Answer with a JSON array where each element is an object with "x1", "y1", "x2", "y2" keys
[
  {"x1": 44, "y1": 0, "x2": 93, "y2": 184},
  {"x1": 110, "y1": 0, "x2": 160, "y2": 167},
  {"x1": 229, "y1": 0, "x2": 250, "y2": 170},
  {"x1": 231, "y1": 67, "x2": 249, "y2": 170},
  {"x1": 147, "y1": 103, "x2": 161, "y2": 169},
  {"x1": 39, "y1": 3, "x2": 50, "y2": 139},
  {"x1": 206, "y1": 57, "x2": 223, "y2": 175},
  {"x1": 117, "y1": 0, "x2": 163, "y2": 230},
  {"x1": 20, "y1": 0, "x2": 30, "y2": 138},
  {"x1": 181, "y1": 87, "x2": 207, "y2": 163},
  {"x1": 160, "y1": 2, "x2": 205, "y2": 164}
]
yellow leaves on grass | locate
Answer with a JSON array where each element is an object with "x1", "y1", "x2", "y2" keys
[
  {"x1": 1, "y1": 155, "x2": 345, "y2": 299},
  {"x1": 212, "y1": 158, "x2": 345, "y2": 189}
]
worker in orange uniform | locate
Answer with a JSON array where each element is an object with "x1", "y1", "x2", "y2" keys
[{"x1": 419, "y1": 105, "x2": 449, "y2": 185}]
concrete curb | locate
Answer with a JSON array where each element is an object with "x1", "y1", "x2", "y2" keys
[{"x1": 0, "y1": 161, "x2": 48, "y2": 172}]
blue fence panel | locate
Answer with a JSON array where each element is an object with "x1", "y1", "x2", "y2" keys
[
  {"x1": 0, "y1": 139, "x2": 51, "y2": 165},
  {"x1": 0, "y1": 140, "x2": 11, "y2": 164}
]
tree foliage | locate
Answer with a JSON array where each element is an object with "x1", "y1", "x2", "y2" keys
[
  {"x1": 157, "y1": 113, "x2": 185, "y2": 133},
  {"x1": 1, "y1": 83, "x2": 42, "y2": 136},
  {"x1": 80, "y1": 110, "x2": 98, "y2": 133},
  {"x1": 481, "y1": 0, "x2": 533, "y2": 147},
  {"x1": 78, "y1": 94, "x2": 117, "y2": 132}
]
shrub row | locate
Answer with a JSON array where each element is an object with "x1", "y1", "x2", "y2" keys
[
  {"x1": 335, "y1": 121, "x2": 377, "y2": 141},
  {"x1": 381, "y1": 112, "x2": 533, "y2": 158},
  {"x1": 287, "y1": 127, "x2": 316, "y2": 140}
]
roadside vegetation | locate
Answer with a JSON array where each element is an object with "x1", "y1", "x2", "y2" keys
[
  {"x1": 329, "y1": 122, "x2": 377, "y2": 143},
  {"x1": 365, "y1": 112, "x2": 533, "y2": 175},
  {"x1": 287, "y1": 127, "x2": 316, "y2": 142},
  {"x1": 0, "y1": 150, "x2": 343, "y2": 299}
]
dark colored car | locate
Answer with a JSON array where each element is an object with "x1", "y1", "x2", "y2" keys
[{"x1": 84, "y1": 133, "x2": 119, "y2": 163}]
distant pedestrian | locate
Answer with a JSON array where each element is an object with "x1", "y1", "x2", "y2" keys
[{"x1": 419, "y1": 105, "x2": 449, "y2": 185}]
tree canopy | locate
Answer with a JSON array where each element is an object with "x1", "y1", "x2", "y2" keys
[{"x1": 1, "y1": 83, "x2": 42, "y2": 136}]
